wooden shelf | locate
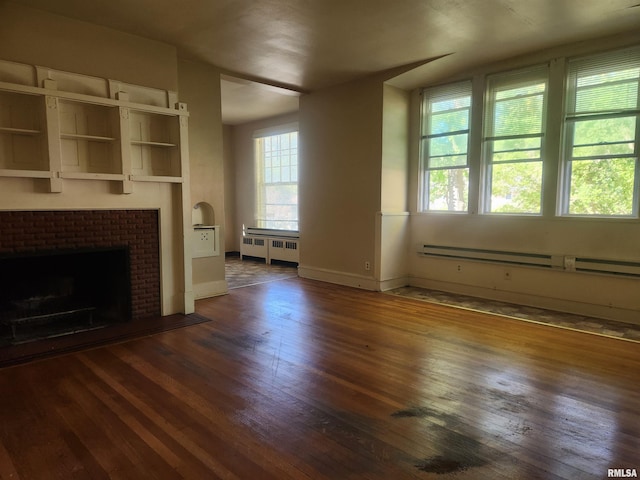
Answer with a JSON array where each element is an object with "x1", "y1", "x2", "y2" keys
[
  {"x1": 0, "y1": 127, "x2": 41, "y2": 136},
  {"x1": 130, "y1": 140, "x2": 176, "y2": 148},
  {"x1": 0, "y1": 169, "x2": 51, "y2": 179},
  {"x1": 59, "y1": 172, "x2": 126, "y2": 181},
  {"x1": 0, "y1": 89, "x2": 47, "y2": 172},
  {"x1": 130, "y1": 174, "x2": 183, "y2": 183},
  {"x1": 60, "y1": 133, "x2": 116, "y2": 142}
]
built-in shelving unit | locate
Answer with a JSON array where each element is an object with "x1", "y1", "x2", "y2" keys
[
  {"x1": 0, "y1": 58, "x2": 189, "y2": 193},
  {"x1": 0, "y1": 90, "x2": 47, "y2": 174},
  {"x1": 59, "y1": 100, "x2": 121, "y2": 176},
  {"x1": 129, "y1": 109, "x2": 180, "y2": 178}
]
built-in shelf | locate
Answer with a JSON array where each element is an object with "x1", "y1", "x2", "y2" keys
[
  {"x1": 129, "y1": 110, "x2": 181, "y2": 178},
  {"x1": 130, "y1": 140, "x2": 176, "y2": 147},
  {"x1": 0, "y1": 169, "x2": 51, "y2": 179},
  {"x1": 0, "y1": 127, "x2": 41, "y2": 135},
  {"x1": 60, "y1": 133, "x2": 116, "y2": 142},
  {"x1": 0, "y1": 89, "x2": 47, "y2": 172},
  {"x1": 0, "y1": 59, "x2": 189, "y2": 193},
  {"x1": 59, "y1": 172, "x2": 126, "y2": 181},
  {"x1": 130, "y1": 174, "x2": 183, "y2": 183}
]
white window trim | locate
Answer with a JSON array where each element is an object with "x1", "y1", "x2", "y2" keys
[
  {"x1": 254, "y1": 126, "x2": 299, "y2": 231},
  {"x1": 559, "y1": 46, "x2": 640, "y2": 218},
  {"x1": 482, "y1": 64, "x2": 549, "y2": 215},
  {"x1": 419, "y1": 80, "x2": 472, "y2": 213}
]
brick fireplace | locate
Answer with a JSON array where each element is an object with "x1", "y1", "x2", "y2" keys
[{"x1": 0, "y1": 210, "x2": 161, "y2": 339}]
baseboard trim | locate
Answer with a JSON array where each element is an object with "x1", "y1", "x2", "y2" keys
[
  {"x1": 193, "y1": 279, "x2": 229, "y2": 299},
  {"x1": 378, "y1": 276, "x2": 410, "y2": 292},
  {"x1": 298, "y1": 266, "x2": 378, "y2": 291}
]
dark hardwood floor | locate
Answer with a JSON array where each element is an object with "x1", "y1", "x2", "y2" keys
[{"x1": 0, "y1": 277, "x2": 638, "y2": 479}]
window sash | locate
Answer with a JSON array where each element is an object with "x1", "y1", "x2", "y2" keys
[
  {"x1": 255, "y1": 131, "x2": 299, "y2": 230},
  {"x1": 483, "y1": 65, "x2": 548, "y2": 214},
  {"x1": 420, "y1": 81, "x2": 472, "y2": 211},
  {"x1": 562, "y1": 46, "x2": 640, "y2": 217}
]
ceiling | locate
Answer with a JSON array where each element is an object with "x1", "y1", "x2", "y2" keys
[{"x1": 9, "y1": 0, "x2": 640, "y2": 124}]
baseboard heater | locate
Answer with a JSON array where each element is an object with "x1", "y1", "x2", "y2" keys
[
  {"x1": 419, "y1": 244, "x2": 640, "y2": 278},
  {"x1": 574, "y1": 258, "x2": 640, "y2": 277}
]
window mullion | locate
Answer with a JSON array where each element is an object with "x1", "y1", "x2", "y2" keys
[{"x1": 466, "y1": 74, "x2": 484, "y2": 215}]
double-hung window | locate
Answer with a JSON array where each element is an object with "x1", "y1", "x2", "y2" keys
[
  {"x1": 255, "y1": 128, "x2": 299, "y2": 230},
  {"x1": 420, "y1": 81, "x2": 471, "y2": 212},
  {"x1": 483, "y1": 66, "x2": 548, "y2": 214},
  {"x1": 562, "y1": 47, "x2": 640, "y2": 216}
]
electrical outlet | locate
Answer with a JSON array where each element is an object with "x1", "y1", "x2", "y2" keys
[
  {"x1": 564, "y1": 256, "x2": 576, "y2": 272},
  {"x1": 365, "y1": 261, "x2": 371, "y2": 271}
]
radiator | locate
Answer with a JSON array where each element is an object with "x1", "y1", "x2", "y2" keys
[
  {"x1": 240, "y1": 232, "x2": 299, "y2": 264},
  {"x1": 419, "y1": 244, "x2": 640, "y2": 277}
]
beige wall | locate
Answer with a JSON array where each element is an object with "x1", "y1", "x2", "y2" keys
[
  {"x1": 298, "y1": 76, "x2": 383, "y2": 287},
  {"x1": 377, "y1": 84, "x2": 410, "y2": 288},
  {"x1": 0, "y1": 2, "x2": 178, "y2": 91},
  {"x1": 177, "y1": 59, "x2": 227, "y2": 298},
  {"x1": 222, "y1": 124, "x2": 237, "y2": 251}
]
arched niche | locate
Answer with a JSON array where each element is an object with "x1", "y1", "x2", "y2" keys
[{"x1": 192, "y1": 202, "x2": 215, "y2": 226}]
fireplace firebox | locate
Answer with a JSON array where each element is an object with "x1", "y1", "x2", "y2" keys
[{"x1": 0, "y1": 247, "x2": 131, "y2": 344}]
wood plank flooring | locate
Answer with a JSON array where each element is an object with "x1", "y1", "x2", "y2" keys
[{"x1": 0, "y1": 277, "x2": 638, "y2": 479}]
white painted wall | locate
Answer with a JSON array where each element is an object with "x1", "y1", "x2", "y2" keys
[{"x1": 298, "y1": 76, "x2": 383, "y2": 289}]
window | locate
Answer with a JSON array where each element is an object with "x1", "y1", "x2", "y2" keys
[
  {"x1": 562, "y1": 47, "x2": 640, "y2": 216},
  {"x1": 417, "y1": 45, "x2": 640, "y2": 219},
  {"x1": 483, "y1": 66, "x2": 548, "y2": 214},
  {"x1": 255, "y1": 129, "x2": 299, "y2": 230},
  {"x1": 419, "y1": 81, "x2": 471, "y2": 212}
]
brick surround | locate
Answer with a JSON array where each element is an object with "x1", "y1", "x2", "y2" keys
[{"x1": 0, "y1": 210, "x2": 160, "y2": 320}]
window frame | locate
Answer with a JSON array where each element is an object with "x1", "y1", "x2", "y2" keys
[
  {"x1": 419, "y1": 80, "x2": 473, "y2": 213},
  {"x1": 482, "y1": 65, "x2": 549, "y2": 215},
  {"x1": 560, "y1": 46, "x2": 640, "y2": 218},
  {"x1": 254, "y1": 124, "x2": 299, "y2": 231}
]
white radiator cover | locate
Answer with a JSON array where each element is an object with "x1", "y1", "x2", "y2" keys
[{"x1": 241, "y1": 231, "x2": 299, "y2": 264}]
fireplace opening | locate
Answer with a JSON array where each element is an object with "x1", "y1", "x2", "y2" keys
[{"x1": 0, "y1": 247, "x2": 131, "y2": 345}]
